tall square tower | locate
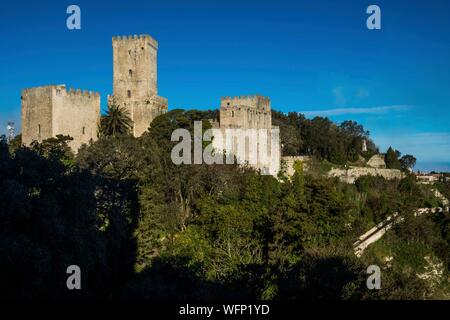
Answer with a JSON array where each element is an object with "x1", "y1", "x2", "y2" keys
[{"x1": 108, "y1": 34, "x2": 168, "y2": 136}]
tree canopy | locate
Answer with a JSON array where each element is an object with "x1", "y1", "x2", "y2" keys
[{"x1": 1, "y1": 109, "x2": 448, "y2": 300}]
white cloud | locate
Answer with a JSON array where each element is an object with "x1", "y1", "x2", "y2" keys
[
  {"x1": 332, "y1": 86, "x2": 346, "y2": 106},
  {"x1": 356, "y1": 88, "x2": 370, "y2": 99},
  {"x1": 300, "y1": 105, "x2": 412, "y2": 117}
]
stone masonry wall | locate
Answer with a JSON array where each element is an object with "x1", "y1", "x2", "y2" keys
[
  {"x1": 21, "y1": 86, "x2": 54, "y2": 146},
  {"x1": 52, "y1": 86, "x2": 100, "y2": 151},
  {"x1": 281, "y1": 155, "x2": 403, "y2": 183},
  {"x1": 328, "y1": 167, "x2": 404, "y2": 184}
]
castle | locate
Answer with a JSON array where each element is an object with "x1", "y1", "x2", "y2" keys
[
  {"x1": 21, "y1": 34, "x2": 168, "y2": 149},
  {"x1": 21, "y1": 34, "x2": 281, "y2": 176}
]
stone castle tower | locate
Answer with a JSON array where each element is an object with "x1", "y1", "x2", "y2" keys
[
  {"x1": 212, "y1": 95, "x2": 280, "y2": 176},
  {"x1": 108, "y1": 34, "x2": 168, "y2": 137},
  {"x1": 21, "y1": 85, "x2": 100, "y2": 151}
]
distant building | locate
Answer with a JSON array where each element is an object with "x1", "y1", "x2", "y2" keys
[
  {"x1": 362, "y1": 139, "x2": 367, "y2": 152},
  {"x1": 415, "y1": 173, "x2": 442, "y2": 184},
  {"x1": 6, "y1": 121, "x2": 15, "y2": 143}
]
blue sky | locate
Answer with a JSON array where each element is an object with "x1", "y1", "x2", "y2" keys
[{"x1": 0, "y1": 0, "x2": 449, "y2": 171}]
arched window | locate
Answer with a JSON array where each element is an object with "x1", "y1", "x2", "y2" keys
[
  {"x1": 82, "y1": 126, "x2": 86, "y2": 135},
  {"x1": 127, "y1": 90, "x2": 131, "y2": 98},
  {"x1": 231, "y1": 111, "x2": 234, "y2": 117},
  {"x1": 129, "y1": 69, "x2": 133, "y2": 76}
]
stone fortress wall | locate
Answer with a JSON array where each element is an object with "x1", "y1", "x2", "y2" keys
[
  {"x1": 327, "y1": 166, "x2": 404, "y2": 184},
  {"x1": 21, "y1": 85, "x2": 100, "y2": 151},
  {"x1": 282, "y1": 155, "x2": 404, "y2": 183}
]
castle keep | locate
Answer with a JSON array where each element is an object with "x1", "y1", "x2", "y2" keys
[
  {"x1": 21, "y1": 85, "x2": 100, "y2": 151},
  {"x1": 212, "y1": 95, "x2": 280, "y2": 175},
  {"x1": 108, "y1": 35, "x2": 168, "y2": 137}
]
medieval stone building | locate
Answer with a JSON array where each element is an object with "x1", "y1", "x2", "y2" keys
[
  {"x1": 211, "y1": 95, "x2": 281, "y2": 176},
  {"x1": 107, "y1": 35, "x2": 168, "y2": 137},
  {"x1": 21, "y1": 85, "x2": 100, "y2": 151}
]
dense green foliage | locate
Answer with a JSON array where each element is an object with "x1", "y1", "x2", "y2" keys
[
  {"x1": 0, "y1": 110, "x2": 448, "y2": 300},
  {"x1": 272, "y1": 111, "x2": 378, "y2": 164}
]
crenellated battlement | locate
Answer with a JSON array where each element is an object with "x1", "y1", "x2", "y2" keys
[
  {"x1": 22, "y1": 84, "x2": 60, "y2": 95},
  {"x1": 221, "y1": 94, "x2": 268, "y2": 100},
  {"x1": 22, "y1": 85, "x2": 100, "y2": 100},
  {"x1": 112, "y1": 34, "x2": 158, "y2": 49},
  {"x1": 220, "y1": 95, "x2": 271, "y2": 111},
  {"x1": 64, "y1": 87, "x2": 100, "y2": 99}
]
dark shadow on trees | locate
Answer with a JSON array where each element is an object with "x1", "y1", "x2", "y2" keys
[{"x1": 0, "y1": 137, "x2": 138, "y2": 299}]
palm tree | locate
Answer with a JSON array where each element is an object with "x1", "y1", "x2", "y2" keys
[{"x1": 99, "y1": 104, "x2": 133, "y2": 137}]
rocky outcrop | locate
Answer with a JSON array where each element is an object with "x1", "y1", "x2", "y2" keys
[{"x1": 367, "y1": 154, "x2": 386, "y2": 168}]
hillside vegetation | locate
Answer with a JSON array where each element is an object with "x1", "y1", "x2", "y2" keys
[{"x1": 0, "y1": 109, "x2": 448, "y2": 299}]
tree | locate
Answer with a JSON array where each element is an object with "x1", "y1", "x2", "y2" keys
[
  {"x1": 400, "y1": 154, "x2": 416, "y2": 171},
  {"x1": 99, "y1": 104, "x2": 132, "y2": 137},
  {"x1": 339, "y1": 120, "x2": 369, "y2": 138},
  {"x1": 8, "y1": 133, "x2": 22, "y2": 154},
  {"x1": 0, "y1": 137, "x2": 127, "y2": 299},
  {"x1": 30, "y1": 134, "x2": 74, "y2": 166},
  {"x1": 385, "y1": 146, "x2": 402, "y2": 169}
]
